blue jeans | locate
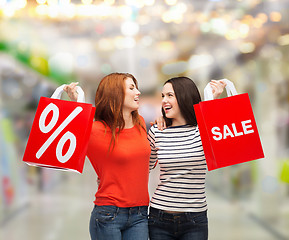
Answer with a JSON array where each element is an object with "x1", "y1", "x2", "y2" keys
[
  {"x1": 89, "y1": 205, "x2": 148, "y2": 240},
  {"x1": 148, "y1": 207, "x2": 208, "y2": 240}
]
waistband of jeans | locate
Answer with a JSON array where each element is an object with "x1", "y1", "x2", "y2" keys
[
  {"x1": 149, "y1": 206, "x2": 207, "y2": 219},
  {"x1": 94, "y1": 205, "x2": 148, "y2": 213}
]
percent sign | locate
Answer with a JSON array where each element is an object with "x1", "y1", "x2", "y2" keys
[{"x1": 36, "y1": 103, "x2": 83, "y2": 163}]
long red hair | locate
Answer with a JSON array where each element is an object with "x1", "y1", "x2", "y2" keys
[{"x1": 94, "y1": 73, "x2": 145, "y2": 150}]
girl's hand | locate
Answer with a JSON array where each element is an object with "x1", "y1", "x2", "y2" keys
[
  {"x1": 150, "y1": 116, "x2": 166, "y2": 131},
  {"x1": 210, "y1": 80, "x2": 227, "y2": 99},
  {"x1": 63, "y1": 82, "x2": 79, "y2": 101}
]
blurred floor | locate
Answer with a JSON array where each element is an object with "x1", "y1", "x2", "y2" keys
[
  {"x1": 0, "y1": 162, "x2": 288, "y2": 240},
  {"x1": 206, "y1": 190, "x2": 289, "y2": 240}
]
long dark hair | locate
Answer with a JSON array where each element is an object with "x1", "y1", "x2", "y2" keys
[{"x1": 162, "y1": 77, "x2": 201, "y2": 127}]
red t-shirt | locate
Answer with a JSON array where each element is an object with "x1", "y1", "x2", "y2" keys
[{"x1": 86, "y1": 118, "x2": 151, "y2": 207}]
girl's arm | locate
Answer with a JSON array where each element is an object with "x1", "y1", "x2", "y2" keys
[{"x1": 148, "y1": 126, "x2": 158, "y2": 171}]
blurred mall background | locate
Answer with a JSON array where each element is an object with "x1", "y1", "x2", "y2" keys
[{"x1": 0, "y1": 0, "x2": 289, "y2": 239}]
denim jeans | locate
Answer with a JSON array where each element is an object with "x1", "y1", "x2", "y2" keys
[
  {"x1": 89, "y1": 205, "x2": 148, "y2": 240},
  {"x1": 148, "y1": 207, "x2": 208, "y2": 240}
]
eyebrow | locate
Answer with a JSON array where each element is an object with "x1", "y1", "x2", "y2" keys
[{"x1": 162, "y1": 91, "x2": 174, "y2": 94}]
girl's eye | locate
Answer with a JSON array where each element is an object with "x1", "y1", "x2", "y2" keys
[{"x1": 161, "y1": 94, "x2": 164, "y2": 98}]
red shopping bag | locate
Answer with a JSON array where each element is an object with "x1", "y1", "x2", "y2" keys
[
  {"x1": 23, "y1": 85, "x2": 95, "y2": 173},
  {"x1": 194, "y1": 80, "x2": 264, "y2": 171}
]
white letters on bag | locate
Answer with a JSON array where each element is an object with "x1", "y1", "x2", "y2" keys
[{"x1": 211, "y1": 120, "x2": 254, "y2": 141}]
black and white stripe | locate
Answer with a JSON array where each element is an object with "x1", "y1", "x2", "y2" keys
[{"x1": 148, "y1": 124, "x2": 207, "y2": 212}]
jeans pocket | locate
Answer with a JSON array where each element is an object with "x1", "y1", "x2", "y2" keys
[
  {"x1": 148, "y1": 214, "x2": 157, "y2": 225},
  {"x1": 191, "y1": 211, "x2": 208, "y2": 226},
  {"x1": 139, "y1": 208, "x2": 149, "y2": 219},
  {"x1": 94, "y1": 206, "x2": 117, "y2": 223}
]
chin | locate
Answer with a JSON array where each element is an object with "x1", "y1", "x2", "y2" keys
[
  {"x1": 165, "y1": 112, "x2": 173, "y2": 118},
  {"x1": 165, "y1": 115, "x2": 173, "y2": 120},
  {"x1": 132, "y1": 106, "x2": 139, "y2": 111}
]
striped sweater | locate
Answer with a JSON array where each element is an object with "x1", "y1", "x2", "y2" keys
[{"x1": 148, "y1": 124, "x2": 207, "y2": 212}]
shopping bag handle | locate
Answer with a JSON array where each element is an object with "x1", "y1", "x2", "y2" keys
[
  {"x1": 204, "y1": 79, "x2": 238, "y2": 101},
  {"x1": 51, "y1": 84, "x2": 85, "y2": 103}
]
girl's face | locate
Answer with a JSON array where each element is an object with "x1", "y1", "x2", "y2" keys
[
  {"x1": 123, "y1": 77, "x2": 141, "y2": 113},
  {"x1": 162, "y1": 83, "x2": 185, "y2": 125}
]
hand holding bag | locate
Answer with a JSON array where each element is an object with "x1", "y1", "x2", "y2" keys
[
  {"x1": 23, "y1": 84, "x2": 95, "y2": 173},
  {"x1": 194, "y1": 79, "x2": 264, "y2": 171}
]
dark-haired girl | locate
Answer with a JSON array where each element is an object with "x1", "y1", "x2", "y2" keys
[{"x1": 148, "y1": 77, "x2": 226, "y2": 240}]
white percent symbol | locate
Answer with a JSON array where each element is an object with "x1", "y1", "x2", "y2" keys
[{"x1": 36, "y1": 103, "x2": 83, "y2": 163}]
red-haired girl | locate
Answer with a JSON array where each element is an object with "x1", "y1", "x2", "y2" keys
[{"x1": 64, "y1": 73, "x2": 150, "y2": 240}]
